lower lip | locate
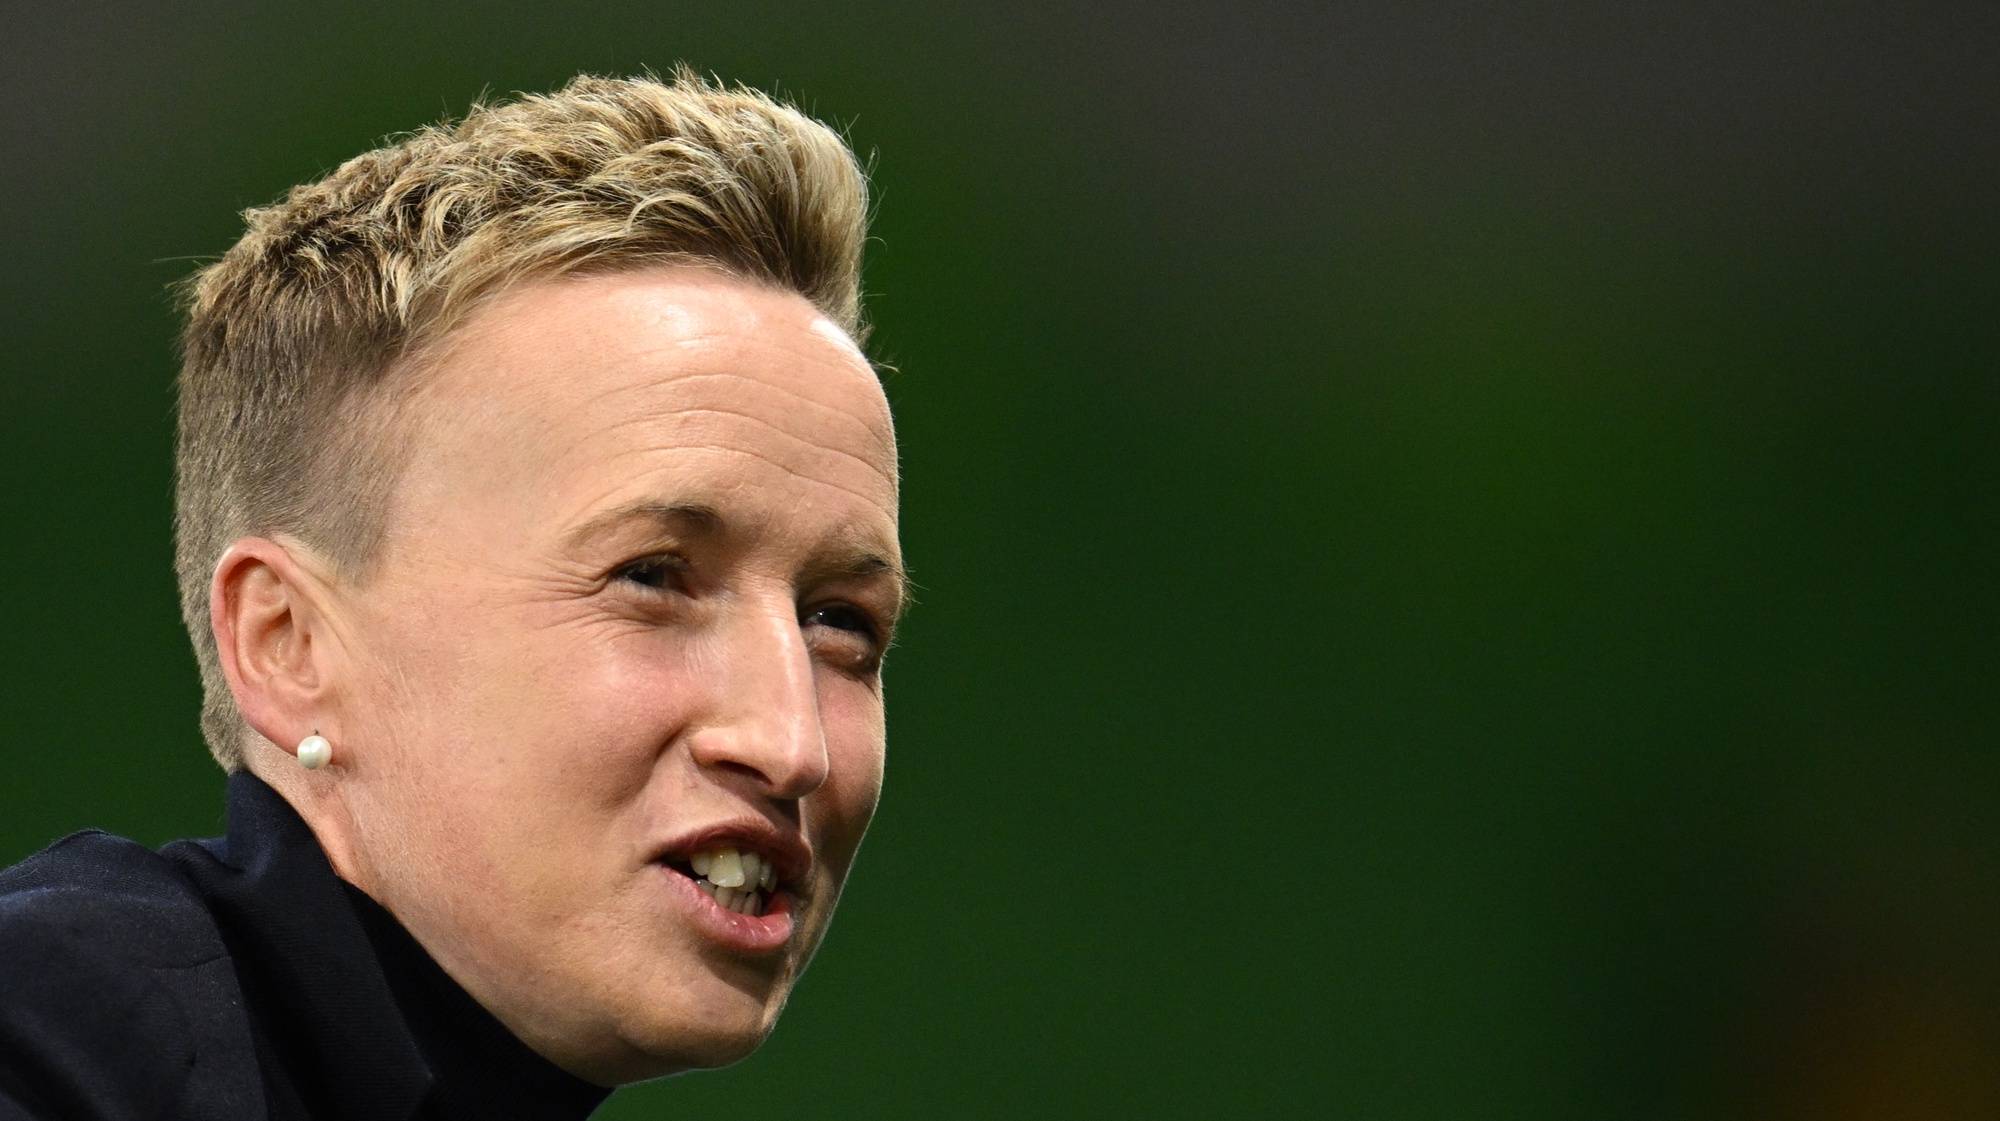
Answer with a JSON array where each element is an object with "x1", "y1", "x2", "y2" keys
[{"x1": 658, "y1": 865, "x2": 796, "y2": 954}]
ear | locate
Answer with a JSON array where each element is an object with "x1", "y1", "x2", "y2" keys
[{"x1": 210, "y1": 537, "x2": 345, "y2": 763}]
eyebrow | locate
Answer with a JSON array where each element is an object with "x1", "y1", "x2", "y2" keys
[
  {"x1": 565, "y1": 500, "x2": 724, "y2": 549},
  {"x1": 568, "y1": 499, "x2": 911, "y2": 624}
]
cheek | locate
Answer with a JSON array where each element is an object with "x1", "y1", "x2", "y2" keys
[
  {"x1": 358, "y1": 599, "x2": 692, "y2": 807},
  {"x1": 812, "y1": 679, "x2": 887, "y2": 860},
  {"x1": 479, "y1": 633, "x2": 700, "y2": 800},
  {"x1": 365, "y1": 638, "x2": 695, "y2": 909}
]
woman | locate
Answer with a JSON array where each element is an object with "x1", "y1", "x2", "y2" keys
[{"x1": 0, "y1": 71, "x2": 904, "y2": 1119}]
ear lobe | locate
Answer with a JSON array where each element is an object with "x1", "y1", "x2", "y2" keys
[{"x1": 210, "y1": 537, "x2": 337, "y2": 754}]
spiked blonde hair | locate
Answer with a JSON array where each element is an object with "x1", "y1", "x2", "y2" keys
[{"x1": 174, "y1": 70, "x2": 870, "y2": 769}]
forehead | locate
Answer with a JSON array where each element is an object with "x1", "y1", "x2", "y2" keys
[{"x1": 391, "y1": 268, "x2": 898, "y2": 554}]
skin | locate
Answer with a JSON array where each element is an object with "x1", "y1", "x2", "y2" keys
[{"x1": 209, "y1": 267, "x2": 902, "y2": 1084}]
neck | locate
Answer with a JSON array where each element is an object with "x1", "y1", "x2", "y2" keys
[{"x1": 243, "y1": 743, "x2": 373, "y2": 892}]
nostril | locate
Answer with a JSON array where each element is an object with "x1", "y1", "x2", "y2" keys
[
  {"x1": 707, "y1": 758, "x2": 770, "y2": 784},
  {"x1": 686, "y1": 718, "x2": 828, "y2": 798}
]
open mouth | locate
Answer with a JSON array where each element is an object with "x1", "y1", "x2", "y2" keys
[{"x1": 661, "y1": 846, "x2": 783, "y2": 917}]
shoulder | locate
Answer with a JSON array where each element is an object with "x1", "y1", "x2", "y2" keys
[
  {"x1": 0, "y1": 829, "x2": 224, "y2": 970},
  {"x1": 0, "y1": 832, "x2": 234, "y2": 1119}
]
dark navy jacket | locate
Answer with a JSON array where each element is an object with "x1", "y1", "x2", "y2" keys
[{"x1": 0, "y1": 774, "x2": 607, "y2": 1120}]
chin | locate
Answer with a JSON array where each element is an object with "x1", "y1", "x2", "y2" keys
[
  {"x1": 670, "y1": 1019, "x2": 778, "y2": 1072},
  {"x1": 599, "y1": 984, "x2": 787, "y2": 1083}
]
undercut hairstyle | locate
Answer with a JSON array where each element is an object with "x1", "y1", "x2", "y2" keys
[{"x1": 174, "y1": 69, "x2": 871, "y2": 770}]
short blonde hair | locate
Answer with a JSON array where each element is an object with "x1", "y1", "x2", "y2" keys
[{"x1": 174, "y1": 70, "x2": 871, "y2": 770}]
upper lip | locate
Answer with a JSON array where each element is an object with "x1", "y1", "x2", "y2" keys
[{"x1": 653, "y1": 820, "x2": 813, "y2": 889}]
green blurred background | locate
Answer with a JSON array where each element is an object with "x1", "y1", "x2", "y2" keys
[{"x1": 4, "y1": 3, "x2": 1995, "y2": 1116}]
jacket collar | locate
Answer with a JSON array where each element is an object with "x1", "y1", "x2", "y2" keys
[{"x1": 183, "y1": 772, "x2": 436, "y2": 1119}]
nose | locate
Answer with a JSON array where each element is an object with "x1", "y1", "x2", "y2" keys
[{"x1": 685, "y1": 601, "x2": 829, "y2": 800}]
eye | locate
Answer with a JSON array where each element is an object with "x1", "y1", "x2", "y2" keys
[
  {"x1": 805, "y1": 602, "x2": 877, "y2": 638},
  {"x1": 614, "y1": 554, "x2": 689, "y2": 593},
  {"x1": 802, "y1": 602, "x2": 887, "y2": 672}
]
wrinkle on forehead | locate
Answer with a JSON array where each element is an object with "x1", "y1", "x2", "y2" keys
[
  {"x1": 581, "y1": 403, "x2": 896, "y2": 498},
  {"x1": 621, "y1": 441, "x2": 896, "y2": 520},
  {"x1": 391, "y1": 268, "x2": 900, "y2": 555},
  {"x1": 617, "y1": 359, "x2": 895, "y2": 446}
]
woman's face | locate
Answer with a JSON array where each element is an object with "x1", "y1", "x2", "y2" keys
[{"x1": 323, "y1": 268, "x2": 901, "y2": 1083}]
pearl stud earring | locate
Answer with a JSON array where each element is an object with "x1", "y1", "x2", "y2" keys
[{"x1": 297, "y1": 732, "x2": 332, "y2": 771}]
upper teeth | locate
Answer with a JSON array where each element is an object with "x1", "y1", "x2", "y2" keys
[{"x1": 689, "y1": 846, "x2": 778, "y2": 890}]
